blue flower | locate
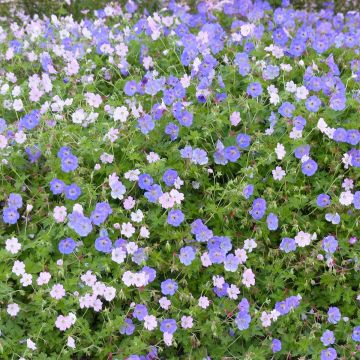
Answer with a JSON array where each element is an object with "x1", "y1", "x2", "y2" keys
[
  {"x1": 95, "y1": 236, "x2": 112, "y2": 253},
  {"x1": 161, "y1": 279, "x2": 178, "y2": 296},
  {"x1": 179, "y1": 246, "x2": 196, "y2": 266},
  {"x1": 58, "y1": 238, "x2": 77, "y2": 254},
  {"x1": 3, "y1": 207, "x2": 20, "y2": 225}
]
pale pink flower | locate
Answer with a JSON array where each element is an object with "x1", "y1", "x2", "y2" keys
[
  {"x1": 144, "y1": 315, "x2": 157, "y2": 330},
  {"x1": 181, "y1": 315, "x2": 193, "y2": 329},
  {"x1": 5, "y1": 237, "x2": 21, "y2": 254},
  {"x1": 50, "y1": 284, "x2": 66, "y2": 300},
  {"x1": 198, "y1": 296, "x2": 210, "y2": 309},
  {"x1": 7, "y1": 303, "x2": 20, "y2": 317},
  {"x1": 37, "y1": 271, "x2": 51, "y2": 285},
  {"x1": 242, "y1": 268, "x2": 255, "y2": 288}
]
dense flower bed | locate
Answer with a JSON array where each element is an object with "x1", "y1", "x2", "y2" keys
[{"x1": 1, "y1": 0, "x2": 360, "y2": 359}]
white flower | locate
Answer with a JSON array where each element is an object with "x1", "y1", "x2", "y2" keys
[
  {"x1": 181, "y1": 315, "x2": 193, "y2": 329},
  {"x1": 126, "y1": 242, "x2": 138, "y2": 255},
  {"x1": 285, "y1": 81, "x2": 297, "y2": 93},
  {"x1": 12, "y1": 260, "x2": 25, "y2": 276},
  {"x1": 5, "y1": 237, "x2": 21, "y2": 254},
  {"x1": 260, "y1": 311, "x2": 272, "y2": 327},
  {"x1": 275, "y1": 143, "x2": 286, "y2": 160},
  {"x1": 242, "y1": 268, "x2": 255, "y2": 288},
  {"x1": 14, "y1": 131, "x2": 26, "y2": 144},
  {"x1": 198, "y1": 296, "x2": 210, "y2": 309},
  {"x1": 113, "y1": 106, "x2": 129, "y2": 122},
  {"x1": 53, "y1": 206, "x2": 67, "y2": 223},
  {"x1": 7, "y1": 303, "x2": 20, "y2": 317},
  {"x1": 270, "y1": 309, "x2": 281, "y2": 321},
  {"x1": 272, "y1": 166, "x2": 286, "y2": 181},
  {"x1": 342, "y1": 153, "x2": 352, "y2": 169},
  {"x1": 235, "y1": 248, "x2": 247, "y2": 264},
  {"x1": 147, "y1": 152, "x2": 160, "y2": 163},
  {"x1": 131, "y1": 209, "x2": 144, "y2": 223},
  {"x1": 295, "y1": 85, "x2": 309, "y2": 100},
  {"x1": 227, "y1": 284, "x2": 240, "y2": 299},
  {"x1": 240, "y1": 24, "x2": 253, "y2": 37},
  {"x1": 124, "y1": 169, "x2": 140, "y2": 181},
  {"x1": 103, "y1": 286, "x2": 116, "y2": 301},
  {"x1": 67, "y1": 336, "x2": 76, "y2": 349},
  {"x1": 72, "y1": 108, "x2": 86, "y2": 124},
  {"x1": 37, "y1": 271, "x2": 51, "y2": 285},
  {"x1": 139, "y1": 226, "x2": 150, "y2": 238},
  {"x1": 243, "y1": 238, "x2": 257, "y2": 252},
  {"x1": 159, "y1": 296, "x2": 171, "y2": 310},
  {"x1": 121, "y1": 222, "x2": 136, "y2": 238},
  {"x1": 317, "y1": 118, "x2": 328, "y2": 133},
  {"x1": 295, "y1": 231, "x2": 311, "y2": 247},
  {"x1": 289, "y1": 128, "x2": 303, "y2": 139},
  {"x1": 169, "y1": 189, "x2": 184, "y2": 204},
  {"x1": 144, "y1": 315, "x2": 157, "y2": 330},
  {"x1": 180, "y1": 74, "x2": 191, "y2": 88},
  {"x1": 13, "y1": 98, "x2": 23, "y2": 111},
  {"x1": 26, "y1": 338, "x2": 37, "y2": 351},
  {"x1": 163, "y1": 332, "x2": 173, "y2": 346},
  {"x1": 0, "y1": 134, "x2": 8, "y2": 149},
  {"x1": 111, "y1": 247, "x2": 126, "y2": 264},
  {"x1": 339, "y1": 191, "x2": 353, "y2": 206},
  {"x1": 20, "y1": 273, "x2": 32, "y2": 287}
]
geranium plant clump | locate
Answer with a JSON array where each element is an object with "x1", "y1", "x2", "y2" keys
[{"x1": 0, "y1": 0, "x2": 360, "y2": 359}]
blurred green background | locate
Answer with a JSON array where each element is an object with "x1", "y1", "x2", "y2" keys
[{"x1": 0, "y1": 0, "x2": 358, "y2": 21}]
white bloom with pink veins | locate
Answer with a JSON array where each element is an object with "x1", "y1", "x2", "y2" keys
[
  {"x1": 123, "y1": 196, "x2": 136, "y2": 210},
  {"x1": 0, "y1": 134, "x2": 7, "y2": 149},
  {"x1": 235, "y1": 248, "x2": 247, "y2": 264},
  {"x1": 242, "y1": 268, "x2": 255, "y2": 288},
  {"x1": 275, "y1": 143, "x2": 286, "y2": 160},
  {"x1": 53, "y1": 206, "x2": 67, "y2": 223},
  {"x1": 181, "y1": 316, "x2": 193, "y2": 329},
  {"x1": 55, "y1": 315, "x2": 73, "y2": 331},
  {"x1": 339, "y1": 191, "x2": 354, "y2": 206},
  {"x1": 272, "y1": 166, "x2": 286, "y2": 181},
  {"x1": 113, "y1": 106, "x2": 129, "y2": 122},
  {"x1": 5, "y1": 237, "x2": 21, "y2": 254},
  {"x1": 243, "y1": 238, "x2": 257, "y2": 252},
  {"x1": 198, "y1": 296, "x2": 210, "y2": 309},
  {"x1": 260, "y1": 311, "x2": 272, "y2": 327},
  {"x1": 159, "y1": 297, "x2": 171, "y2": 310},
  {"x1": 85, "y1": 92, "x2": 102, "y2": 108},
  {"x1": 81, "y1": 271, "x2": 97, "y2": 286},
  {"x1": 200, "y1": 251, "x2": 212, "y2": 267},
  {"x1": 20, "y1": 273, "x2": 32, "y2": 287},
  {"x1": 139, "y1": 226, "x2": 150, "y2": 238},
  {"x1": 37, "y1": 271, "x2": 51, "y2": 286},
  {"x1": 12, "y1": 260, "x2": 25, "y2": 276},
  {"x1": 26, "y1": 338, "x2": 37, "y2": 351},
  {"x1": 50, "y1": 284, "x2": 66, "y2": 300},
  {"x1": 230, "y1": 111, "x2": 241, "y2": 126},
  {"x1": 7, "y1": 303, "x2": 20, "y2": 317},
  {"x1": 103, "y1": 286, "x2": 116, "y2": 301},
  {"x1": 163, "y1": 332, "x2": 173, "y2": 346},
  {"x1": 121, "y1": 222, "x2": 135, "y2": 238},
  {"x1": 65, "y1": 58, "x2": 79, "y2": 76},
  {"x1": 147, "y1": 152, "x2": 160, "y2": 163},
  {"x1": 158, "y1": 192, "x2": 175, "y2": 209},
  {"x1": 295, "y1": 231, "x2": 311, "y2": 247},
  {"x1": 212, "y1": 275, "x2": 225, "y2": 288},
  {"x1": 144, "y1": 315, "x2": 157, "y2": 330},
  {"x1": 14, "y1": 131, "x2": 26, "y2": 144},
  {"x1": 67, "y1": 336, "x2": 76, "y2": 349},
  {"x1": 111, "y1": 247, "x2": 126, "y2": 264},
  {"x1": 227, "y1": 284, "x2": 240, "y2": 299}
]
